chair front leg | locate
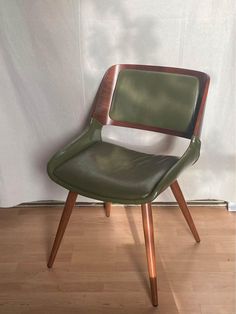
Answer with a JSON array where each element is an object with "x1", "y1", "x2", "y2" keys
[
  {"x1": 104, "y1": 202, "x2": 112, "y2": 217},
  {"x1": 141, "y1": 203, "x2": 158, "y2": 307},
  {"x1": 47, "y1": 191, "x2": 78, "y2": 268},
  {"x1": 170, "y1": 180, "x2": 200, "y2": 243}
]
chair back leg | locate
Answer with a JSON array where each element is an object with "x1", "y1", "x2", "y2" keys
[
  {"x1": 104, "y1": 202, "x2": 112, "y2": 217},
  {"x1": 170, "y1": 180, "x2": 200, "y2": 242},
  {"x1": 47, "y1": 191, "x2": 78, "y2": 268},
  {"x1": 141, "y1": 203, "x2": 158, "y2": 307}
]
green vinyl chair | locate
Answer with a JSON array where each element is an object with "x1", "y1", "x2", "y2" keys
[{"x1": 47, "y1": 64, "x2": 210, "y2": 307}]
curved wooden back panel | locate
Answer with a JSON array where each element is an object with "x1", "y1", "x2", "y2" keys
[{"x1": 92, "y1": 64, "x2": 210, "y2": 139}]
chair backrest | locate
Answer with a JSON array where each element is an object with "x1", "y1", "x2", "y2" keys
[{"x1": 92, "y1": 65, "x2": 210, "y2": 139}]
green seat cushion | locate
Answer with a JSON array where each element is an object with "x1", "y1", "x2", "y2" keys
[{"x1": 53, "y1": 141, "x2": 179, "y2": 201}]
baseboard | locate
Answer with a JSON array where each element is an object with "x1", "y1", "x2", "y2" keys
[{"x1": 18, "y1": 200, "x2": 228, "y2": 208}]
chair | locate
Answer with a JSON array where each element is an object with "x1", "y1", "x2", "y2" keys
[{"x1": 47, "y1": 64, "x2": 210, "y2": 306}]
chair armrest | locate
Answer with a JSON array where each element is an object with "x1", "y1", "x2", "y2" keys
[
  {"x1": 152, "y1": 136, "x2": 201, "y2": 197},
  {"x1": 47, "y1": 119, "x2": 102, "y2": 178}
]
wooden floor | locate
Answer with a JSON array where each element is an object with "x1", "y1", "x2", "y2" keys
[{"x1": 0, "y1": 204, "x2": 235, "y2": 314}]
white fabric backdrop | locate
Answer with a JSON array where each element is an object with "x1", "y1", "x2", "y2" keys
[{"x1": 0, "y1": 0, "x2": 235, "y2": 207}]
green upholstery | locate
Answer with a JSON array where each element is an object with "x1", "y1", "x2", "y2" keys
[
  {"x1": 47, "y1": 120, "x2": 201, "y2": 204},
  {"x1": 110, "y1": 70, "x2": 199, "y2": 133},
  {"x1": 47, "y1": 67, "x2": 204, "y2": 204},
  {"x1": 53, "y1": 141, "x2": 179, "y2": 202},
  {"x1": 47, "y1": 118, "x2": 102, "y2": 183}
]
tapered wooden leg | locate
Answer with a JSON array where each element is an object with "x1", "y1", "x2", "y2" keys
[
  {"x1": 141, "y1": 203, "x2": 158, "y2": 307},
  {"x1": 170, "y1": 180, "x2": 200, "y2": 243},
  {"x1": 47, "y1": 191, "x2": 78, "y2": 268},
  {"x1": 104, "y1": 202, "x2": 111, "y2": 217}
]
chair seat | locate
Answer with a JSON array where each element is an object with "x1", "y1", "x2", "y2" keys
[{"x1": 54, "y1": 141, "x2": 179, "y2": 201}]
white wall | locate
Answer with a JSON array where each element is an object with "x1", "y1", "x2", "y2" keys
[{"x1": 0, "y1": 0, "x2": 235, "y2": 207}]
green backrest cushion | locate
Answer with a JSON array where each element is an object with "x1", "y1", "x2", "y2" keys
[{"x1": 109, "y1": 69, "x2": 199, "y2": 133}]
